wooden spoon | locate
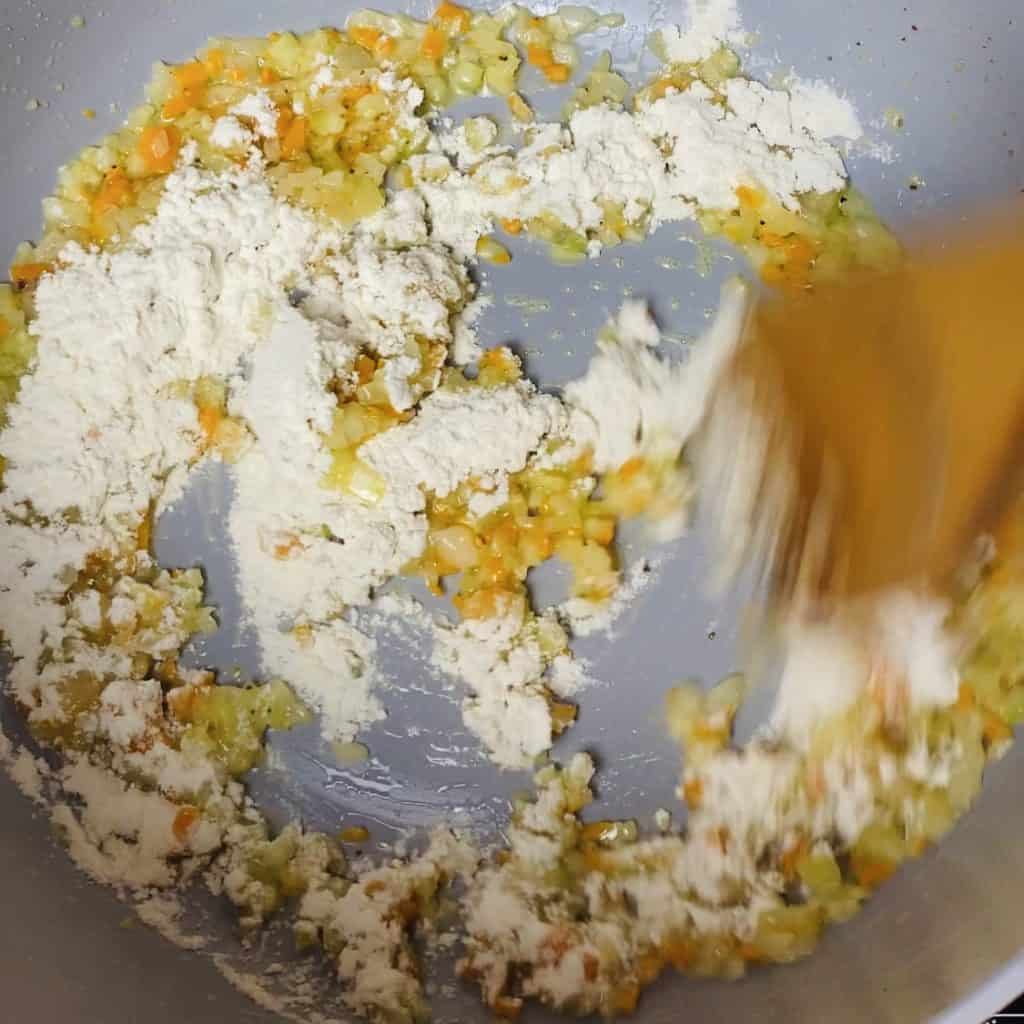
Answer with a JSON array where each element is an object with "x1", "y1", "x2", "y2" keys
[{"x1": 711, "y1": 208, "x2": 1024, "y2": 608}]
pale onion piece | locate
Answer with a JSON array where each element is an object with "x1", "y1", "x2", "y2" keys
[
  {"x1": 485, "y1": 61, "x2": 519, "y2": 96},
  {"x1": 331, "y1": 740, "x2": 370, "y2": 765},
  {"x1": 354, "y1": 91, "x2": 390, "y2": 118},
  {"x1": 705, "y1": 672, "x2": 746, "y2": 715},
  {"x1": 347, "y1": 8, "x2": 411, "y2": 37},
  {"x1": 432, "y1": 525, "x2": 481, "y2": 570},
  {"x1": 556, "y1": 4, "x2": 599, "y2": 35},
  {"x1": 664, "y1": 681, "x2": 704, "y2": 742},
  {"x1": 507, "y1": 91, "x2": 534, "y2": 122},
  {"x1": 422, "y1": 75, "x2": 450, "y2": 106},
  {"x1": 464, "y1": 115, "x2": 498, "y2": 151},
  {"x1": 519, "y1": 23, "x2": 551, "y2": 48},
  {"x1": 551, "y1": 40, "x2": 579, "y2": 68},
  {"x1": 346, "y1": 460, "x2": 387, "y2": 503},
  {"x1": 451, "y1": 60, "x2": 485, "y2": 95}
]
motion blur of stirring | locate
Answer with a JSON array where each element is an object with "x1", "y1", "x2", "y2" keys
[{"x1": 699, "y1": 206, "x2": 1024, "y2": 625}]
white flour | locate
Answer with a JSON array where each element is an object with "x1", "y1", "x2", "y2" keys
[
  {"x1": 769, "y1": 592, "x2": 961, "y2": 747},
  {"x1": 410, "y1": 69, "x2": 861, "y2": 258},
  {"x1": 209, "y1": 114, "x2": 254, "y2": 150},
  {"x1": 362, "y1": 383, "x2": 566, "y2": 511},
  {"x1": 227, "y1": 305, "x2": 405, "y2": 739},
  {"x1": 657, "y1": 0, "x2": 745, "y2": 65},
  {"x1": 431, "y1": 597, "x2": 567, "y2": 769},
  {"x1": 0, "y1": 155, "x2": 328, "y2": 718},
  {"x1": 560, "y1": 557, "x2": 657, "y2": 637},
  {"x1": 561, "y1": 288, "x2": 747, "y2": 474},
  {"x1": 230, "y1": 89, "x2": 279, "y2": 138}
]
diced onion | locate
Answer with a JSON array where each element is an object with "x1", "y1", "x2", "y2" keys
[
  {"x1": 433, "y1": 525, "x2": 481, "y2": 570},
  {"x1": 557, "y1": 5, "x2": 599, "y2": 35},
  {"x1": 451, "y1": 60, "x2": 484, "y2": 95}
]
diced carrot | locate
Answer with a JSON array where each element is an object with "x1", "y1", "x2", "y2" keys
[
  {"x1": 421, "y1": 25, "x2": 447, "y2": 58},
  {"x1": 662, "y1": 937, "x2": 693, "y2": 970},
  {"x1": 259, "y1": 66, "x2": 278, "y2": 84},
  {"x1": 783, "y1": 235, "x2": 817, "y2": 265},
  {"x1": 648, "y1": 76, "x2": 681, "y2": 99},
  {"x1": 91, "y1": 167, "x2": 133, "y2": 218},
  {"x1": 341, "y1": 83, "x2": 373, "y2": 105},
  {"x1": 527, "y1": 43, "x2": 554, "y2": 68},
  {"x1": 499, "y1": 217, "x2": 522, "y2": 235},
  {"x1": 355, "y1": 354, "x2": 377, "y2": 384},
  {"x1": 162, "y1": 84, "x2": 204, "y2": 119},
  {"x1": 493, "y1": 996, "x2": 523, "y2": 1020},
  {"x1": 779, "y1": 836, "x2": 808, "y2": 879},
  {"x1": 543, "y1": 62, "x2": 571, "y2": 84},
  {"x1": 611, "y1": 981, "x2": 639, "y2": 1015},
  {"x1": 682, "y1": 777, "x2": 703, "y2": 809},
  {"x1": 172, "y1": 805, "x2": 200, "y2": 843},
  {"x1": 197, "y1": 404, "x2": 222, "y2": 441},
  {"x1": 167, "y1": 683, "x2": 204, "y2": 722},
  {"x1": 549, "y1": 701, "x2": 577, "y2": 734},
  {"x1": 518, "y1": 521, "x2": 553, "y2": 564},
  {"x1": 581, "y1": 844, "x2": 611, "y2": 871},
  {"x1": 453, "y1": 585, "x2": 510, "y2": 620},
  {"x1": 0, "y1": 317, "x2": 8, "y2": 338},
  {"x1": 489, "y1": 519, "x2": 519, "y2": 550},
  {"x1": 349, "y1": 25, "x2": 383, "y2": 50},
  {"x1": 476, "y1": 235, "x2": 511, "y2": 263},
  {"x1": 172, "y1": 60, "x2": 210, "y2": 89},
  {"x1": 507, "y1": 92, "x2": 534, "y2": 123},
  {"x1": 280, "y1": 115, "x2": 307, "y2": 157},
  {"x1": 434, "y1": 0, "x2": 472, "y2": 31},
  {"x1": 9, "y1": 262, "x2": 49, "y2": 285},
  {"x1": 479, "y1": 346, "x2": 514, "y2": 369},
  {"x1": 850, "y1": 853, "x2": 896, "y2": 888},
  {"x1": 137, "y1": 124, "x2": 181, "y2": 174},
  {"x1": 736, "y1": 184, "x2": 764, "y2": 208},
  {"x1": 982, "y1": 709, "x2": 1012, "y2": 744},
  {"x1": 203, "y1": 48, "x2": 225, "y2": 76},
  {"x1": 583, "y1": 516, "x2": 615, "y2": 545},
  {"x1": 161, "y1": 95, "x2": 187, "y2": 119},
  {"x1": 955, "y1": 682, "x2": 976, "y2": 712},
  {"x1": 616, "y1": 456, "x2": 645, "y2": 481},
  {"x1": 339, "y1": 825, "x2": 371, "y2": 843}
]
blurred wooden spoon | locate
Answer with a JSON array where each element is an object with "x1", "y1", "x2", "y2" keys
[{"x1": 709, "y1": 208, "x2": 1024, "y2": 608}]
